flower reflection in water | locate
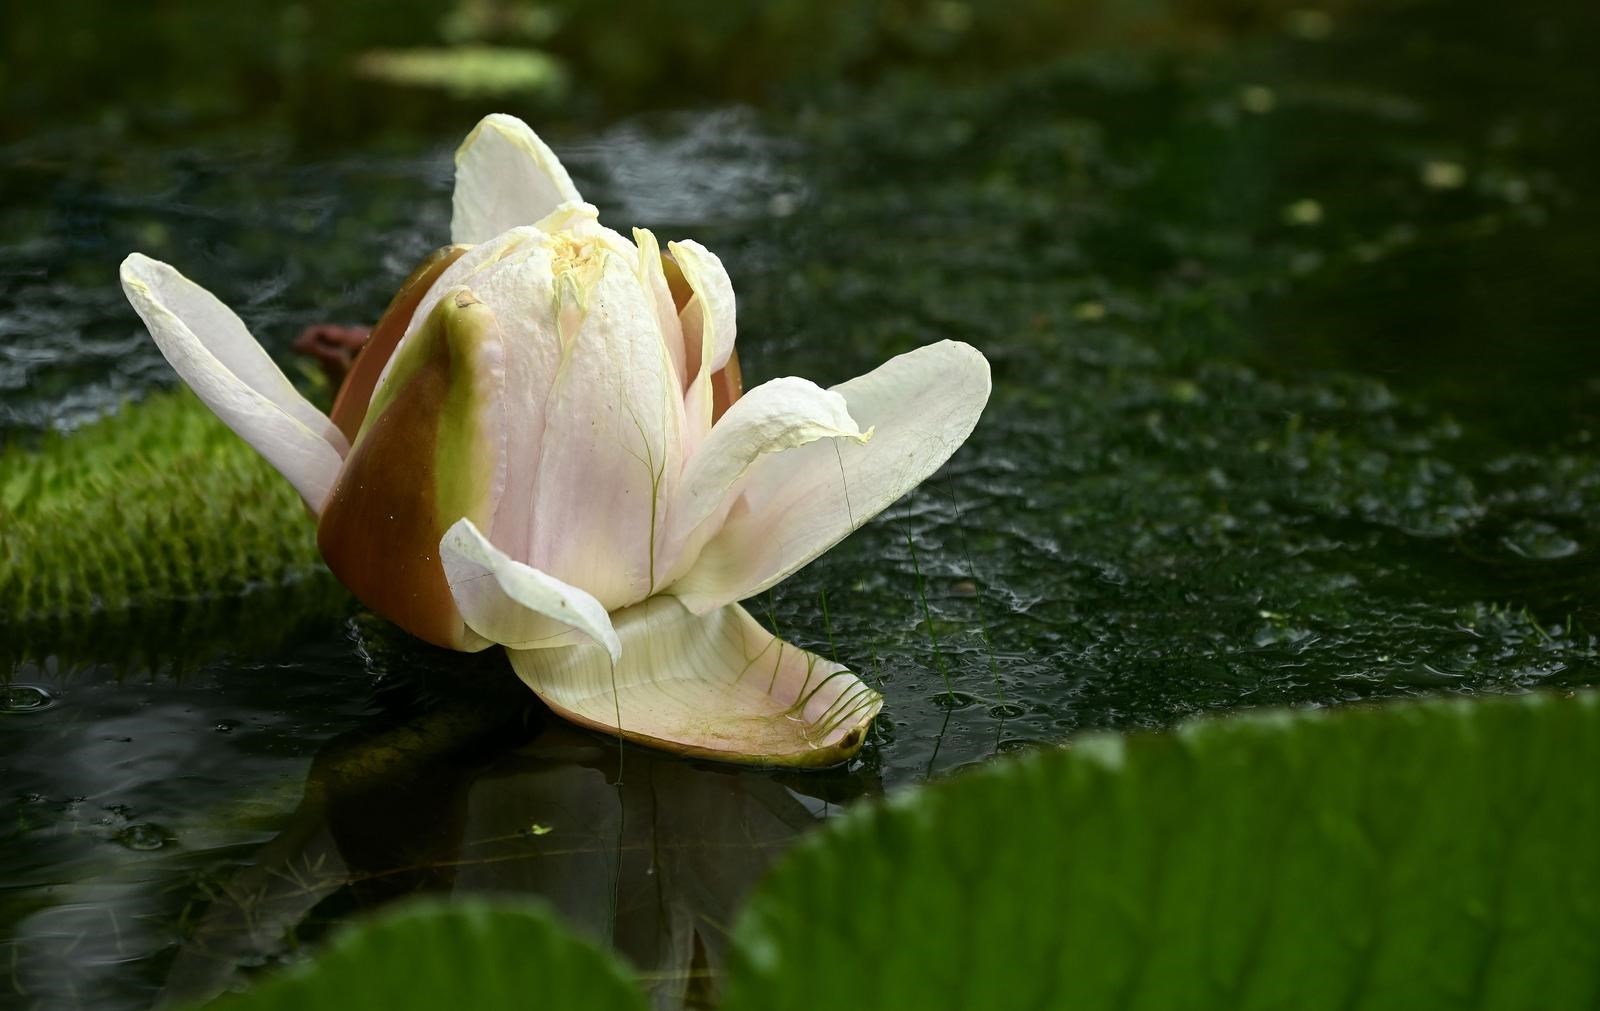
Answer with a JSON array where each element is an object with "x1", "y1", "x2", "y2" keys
[{"x1": 164, "y1": 700, "x2": 876, "y2": 1009}]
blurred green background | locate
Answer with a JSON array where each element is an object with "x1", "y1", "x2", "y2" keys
[{"x1": 2, "y1": 0, "x2": 1355, "y2": 144}]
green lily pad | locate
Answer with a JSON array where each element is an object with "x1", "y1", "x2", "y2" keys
[
  {"x1": 725, "y1": 690, "x2": 1600, "y2": 1010},
  {"x1": 204, "y1": 899, "x2": 645, "y2": 1011},
  {"x1": 0, "y1": 390, "x2": 321, "y2": 626}
]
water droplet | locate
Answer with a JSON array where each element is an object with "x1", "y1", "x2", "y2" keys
[
  {"x1": 114, "y1": 823, "x2": 171, "y2": 851},
  {"x1": 214, "y1": 720, "x2": 238, "y2": 733},
  {"x1": 989, "y1": 702, "x2": 1027, "y2": 720},
  {"x1": 1, "y1": 685, "x2": 56, "y2": 714}
]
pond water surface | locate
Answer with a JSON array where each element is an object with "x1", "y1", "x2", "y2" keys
[{"x1": 4, "y1": 2, "x2": 1599, "y2": 1008}]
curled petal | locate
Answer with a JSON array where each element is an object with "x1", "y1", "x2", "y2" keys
[
  {"x1": 120, "y1": 253, "x2": 345, "y2": 511},
  {"x1": 452, "y1": 113, "x2": 583, "y2": 245},
  {"x1": 668, "y1": 240, "x2": 738, "y2": 447},
  {"x1": 668, "y1": 239, "x2": 736, "y2": 375},
  {"x1": 317, "y1": 288, "x2": 507, "y2": 650},
  {"x1": 440, "y1": 518, "x2": 620, "y2": 661},
  {"x1": 659, "y1": 247, "x2": 741, "y2": 420},
  {"x1": 657, "y1": 376, "x2": 868, "y2": 588},
  {"x1": 671, "y1": 340, "x2": 991, "y2": 614},
  {"x1": 330, "y1": 243, "x2": 469, "y2": 440},
  {"x1": 509, "y1": 596, "x2": 881, "y2": 767}
]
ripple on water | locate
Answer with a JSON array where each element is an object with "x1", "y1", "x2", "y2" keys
[
  {"x1": 1, "y1": 684, "x2": 57, "y2": 713},
  {"x1": 113, "y1": 823, "x2": 173, "y2": 852}
]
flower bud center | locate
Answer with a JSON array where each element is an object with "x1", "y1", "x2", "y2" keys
[{"x1": 550, "y1": 233, "x2": 602, "y2": 286}]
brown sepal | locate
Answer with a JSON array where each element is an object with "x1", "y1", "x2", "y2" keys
[{"x1": 330, "y1": 244, "x2": 470, "y2": 441}]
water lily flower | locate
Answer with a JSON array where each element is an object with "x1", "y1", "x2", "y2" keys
[{"x1": 120, "y1": 114, "x2": 990, "y2": 767}]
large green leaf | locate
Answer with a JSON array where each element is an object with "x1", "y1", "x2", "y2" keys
[
  {"x1": 725, "y1": 692, "x2": 1600, "y2": 1010},
  {"x1": 208, "y1": 899, "x2": 646, "y2": 1011}
]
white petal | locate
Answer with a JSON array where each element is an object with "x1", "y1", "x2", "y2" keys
[
  {"x1": 670, "y1": 340, "x2": 990, "y2": 613},
  {"x1": 668, "y1": 240, "x2": 736, "y2": 373},
  {"x1": 393, "y1": 223, "x2": 678, "y2": 574},
  {"x1": 632, "y1": 227, "x2": 687, "y2": 389},
  {"x1": 441, "y1": 518, "x2": 620, "y2": 661},
  {"x1": 531, "y1": 199, "x2": 600, "y2": 234},
  {"x1": 401, "y1": 227, "x2": 542, "y2": 342},
  {"x1": 120, "y1": 253, "x2": 346, "y2": 511},
  {"x1": 509, "y1": 596, "x2": 881, "y2": 767},
  {"x1": 451, "y1": 113, "x2": 583, "y2": 245},
  {"x1": 668, "y1": 240, "x2": 737, "y2": 448},
  {"x1": 523, "y1": 248, "x2": 684, "y2": 610},
  {"x1": 656, "y1": 376, "x2": 868, "y2": 588},
  {"x1": 395, "y1": 227, "x2": 561, "y2": 565},
  {"x1": 376, "y1": 227, "x2": 540, "y2": 398},
  {"x1": 535, "y1": 217, "x2": 691, "y2": 416},
  {"x1": 121, "y1": 254, "x2": 345, "y2": 448}
]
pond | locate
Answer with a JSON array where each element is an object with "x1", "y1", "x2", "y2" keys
[{"x1": 3, "y1": 1, "x2": 1598, "y2": 1007}]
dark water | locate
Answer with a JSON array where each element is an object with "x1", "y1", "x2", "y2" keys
[{"x1": 4, "y1": 1, "x2": 1600, "y2": 1007}]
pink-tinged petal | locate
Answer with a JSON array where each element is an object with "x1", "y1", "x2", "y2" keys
[
  {"x1": 660, "y1": 248, "x2": 742, "y2": 417},
  {"x1": 669, "y1": 239, "x2": 736, "y2": 374},
  {"x1": 667, "y1": 240, "x2": 738, "y2": 448},
  {"x1": 523, "y1": 248, "x2": 684, "y2": 610},
  {"x1": 398, "y1": 228, "x2": 562, "y2": 565},
  {"x1": 671, "y1": 340, "x2": 991, "y2": 614},
  {"x1": 120, "y1": 253, "x2": 345, "y2": 511},
  {"x1": 407, "y1": 226, "x2": 544, "y2": 324},
  {"x1": 656, "y1": 377, "x2": 868, "y2": 589},
  {"x1": 451, "y1": 113, "x2": 583, "y2": 245},
  {"x1": 317, "y1": 288, "x2": 507, "y2": 651},
  {"x1": 509, "y1": 596, "x2": 881, "y2": 768},
  {"x1": 393, "y1": 221, "x2": 680, "y2": 573},
  {"x1": 535, "y1": 213, "x2": 695, "y2": 419},
  {"x1": 632, "y1": 227, "x2": 687, "y2": 388},
  {"x1": 329, "y1": 243, "x2": 469, "y2": 440},
  {"x1": 440, "y1": 518, "x2": 620, "y2": 660}
]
